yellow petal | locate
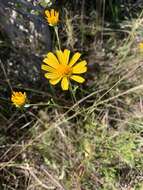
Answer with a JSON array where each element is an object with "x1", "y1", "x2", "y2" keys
[
  {"x1": 45, "y1": 10, "x2": 50, "y2": 18},
  {"x1": 43, "y1": 52, "x2": 59, "y2": 68},
  {"x1": 23, "y1": 92, "x2": 26, "y2": 98},
  {"x1": 47, "y1": 52, "x2": 59, "y2": 64},
  {"x1": 56, "y1": 49, "x2": 70, "y2": 65},
  {"x1": 63, "y1": 49, "x2": 70, "y2": 65},
  {"x1": 72, "y1": 66, "x2": 87, "y2": 74},
  {"x1": 45, "y1": 73, "x2": 58, "y2": 79},
  {"x1": 56, "y1": 50, "x2": 64, "y2": 64},
  {"x1": 69, "y1": 52, "x2": 81, "y2": 67},
  {"x1": 41, "y1": 64, "x2": 56, "y2": 72},
  {"x1": 49, "y1": 77, "x2": 61, "y2": 85},
  {"x1": 51, "y1": 9, "x2": 54, "y2": 17},
  {"x1": 61, "y1": 77, "x2": 69, "y2": 90},
  {"x1": 56, "y1": 11, "x2": 59, "y2": 20},
  {"x1": 43, "y1": 58, "x2": 58, "y2": 69},
  {"x1": 70, "y1": 75, "x2": 85, "y2": 83},
  {"x1": 72, "y1": 61, "x2": 87, "y2": 74},
  {"x1": 75, "y1": 60, "x2": 87, "y2": 67}
]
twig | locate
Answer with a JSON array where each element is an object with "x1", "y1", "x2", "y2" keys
[{"x1": 42, "y1": 167, "x2": 66, "y2": 190}]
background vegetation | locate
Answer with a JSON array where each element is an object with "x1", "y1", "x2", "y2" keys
[{"x1": 0, "y1": 0, "x2": 143, "y2": 189}]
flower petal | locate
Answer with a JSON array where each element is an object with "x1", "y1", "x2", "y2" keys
[
  {"x1": 47, "y1": 52, "x2": 59, "y2": 64},
  {"x1": 49, "y1": 77, "x2": 61, "y2": 85},
  {"x1": 70, "y1": 75, "x2": 85, "y2": 83},
  {"x1": 63, "y1": 49, "x2": 70, "y2": 65},
  {"x1": 72, "y1": 61, "x2": 87, "y2": 74},
  {"x1": 56, "y1": 49, "x2": 70, "y2": 65},
  {"x1": 61, "y1": 77, "x2": 69, "y2": 90},
  {"x1": 69, "y1": 52, "x2": 81, "y2": 67},
  {"x1": 43, "y1": 52, "x2": 59, "y2": 69},
  {"x1": 56, "y1": 50, "x2": 64, "y2": 64},
  {"x1": 75, "y1": 60, "x2": 87, "y2": 67},
  {"x1": 51, "y1": 9, "x2": 54, "y2": 17},
  {"x1": 72, "y1": 67, "x2": 87, "y2": 74},
  {"x1": 45, "y1": 73, "x2": 58, "y2": 79},
  {"x1": 41, "y1": 64, "x2": 56, "y2": 72},
  {"x1": 45, "y1": 10, "x2": 50, "y2": 18},
  {"x1": 56, "y1": 11, "x2": 59, "y2": 20}
]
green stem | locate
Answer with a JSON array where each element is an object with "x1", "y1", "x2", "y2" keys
[
  {"x1": 54, "y1": 26, "x2": 61, "y2": 50},
  {"x1": 69, "y1": 83, "x2": 77, "y2": 103}
]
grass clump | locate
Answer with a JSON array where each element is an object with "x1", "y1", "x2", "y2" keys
[{"x1": 0, "y1": 0, "x2": 143, "y2": 189}]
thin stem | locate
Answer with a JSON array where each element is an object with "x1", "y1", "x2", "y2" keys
[
  {"x1": 54, "y1": 26, "x2": 61, "y2": 50},
  {"x1": 69, "y1": 83, "x2": 77, "y2": 103}
]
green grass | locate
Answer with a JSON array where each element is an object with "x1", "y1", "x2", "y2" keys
[{"x1": 0, "y1": 0, "x2": 143, "y2": 189}]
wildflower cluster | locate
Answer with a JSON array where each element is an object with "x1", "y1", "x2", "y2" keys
[
  {"x1": 11, "y1": 8, "x2": 87, "y2": 108},
  {"x1": 42, "y1": 9, "x2": 87, "y2": 90}
]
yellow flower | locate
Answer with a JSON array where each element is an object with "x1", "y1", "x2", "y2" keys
[
  {"x1": 139, "y1": 42, "x2": 143, "y2": 52},
  {"x1": 41, "y1": 49, "x2": 87, "y2": 90},
  {"x1": 45, "y1": 9, "x2": 59, "y2": 26},
  {"x1": 11, "y1": 91, "x2": 27, "y2": 108}
]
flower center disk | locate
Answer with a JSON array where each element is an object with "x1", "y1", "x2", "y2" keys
[{"x1": 57, "y1": 65, "x2": 72, "y2": 76}]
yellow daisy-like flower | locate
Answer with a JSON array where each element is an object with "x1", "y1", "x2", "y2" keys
[
  {"x1": 45, "y1": 9, "x2": 59, "y2": 26},
  {"x1": 139, "y1": 42, "x2": 143, "y2": 52},
  {"x1": 11, "y1": 91, "x2": 27, "y2": 108},
  {"x1": 41, "y1": 49, "x2": 87, "y2": 90}
]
